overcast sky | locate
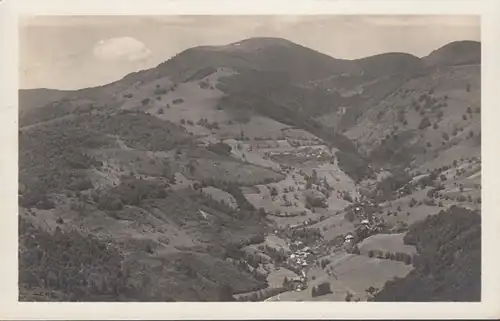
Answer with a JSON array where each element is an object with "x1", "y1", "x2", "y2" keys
[{"x1": 19, "y1": 15, "x2": 480, "y2": 90}]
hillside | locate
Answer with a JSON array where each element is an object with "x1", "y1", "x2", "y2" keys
[
  {"x1": 373, "y1": 206, "x2": 481, "y2": 301},
  {"x1": 424, "y1": 40, "x2": 481, "y2": 68},
  {"x1": 18, "y1": 37, "x2": 481, "y2": 302},
  {"x1": 18, "y1": 88, "x2": 70, "y2": 112}
]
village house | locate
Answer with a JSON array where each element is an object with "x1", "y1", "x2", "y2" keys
[{"x1": 287, "y1": 276, "x2": 306, "y2": 291}]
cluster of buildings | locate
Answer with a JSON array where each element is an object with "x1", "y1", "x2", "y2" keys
[
  {"x1": 283, "y1": 241, "x2": 317, "y2": 291},
  {"x1": 288, "y1": 247, "x2": 313, "y2": 269}
]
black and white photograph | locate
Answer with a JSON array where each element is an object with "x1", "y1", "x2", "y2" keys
[
  {"x1": 3, "y1": 0, "x2": 500, "y2": 318},
  {"x1": 16, "y1": 13, "x2": 483, "y2": 303}
]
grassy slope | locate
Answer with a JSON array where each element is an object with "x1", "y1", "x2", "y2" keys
[
  {"x1": 18, "y1": 105, "x2": 276, "y2": 301},
  {"x1": 344, "y1": 64, "x2": 480, "y2": 170}
]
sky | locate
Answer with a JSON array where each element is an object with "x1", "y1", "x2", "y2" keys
[{"x1": 19, "y1": 15, "x2": 480, "y2": 90}]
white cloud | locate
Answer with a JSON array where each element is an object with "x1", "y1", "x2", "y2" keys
[{"x1": 93, "y1": 37, "x2": 152, "y2": 62}]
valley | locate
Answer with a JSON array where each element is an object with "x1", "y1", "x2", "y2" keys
[{"x1": 18, "y1": 37, "x2": 481, "y2": 302}]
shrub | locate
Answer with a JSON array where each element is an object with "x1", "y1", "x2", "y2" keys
[
  {"x1": 418, "y1": 117, "x2": 431, "y2": 130},
  {"x1": 342, "y1": 192, "x2": 354, "y2": 203},
  {"x1": 313, "y1": 282, "x2": 332, "y2": 297},
  {"x1": 344, "y1": 211, "x2": 355, "y2": 222},
  {"x1": 141, "y1": 98, "x2": 150, "y2": 106},
  {"x1": 145, "y1": 243, "x2": 154, "y2": 254},
  {"x1": 154, "y1": 88, "x2": 168, "y2": 95}
]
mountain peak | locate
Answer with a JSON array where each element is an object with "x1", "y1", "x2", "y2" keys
[{"x1": 194, "y1": 37, "x2": 298, "y2": 53}]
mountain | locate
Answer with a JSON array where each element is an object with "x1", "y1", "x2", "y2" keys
[
  {"x1": 18, "y1": 88, "x2": 70, "y2": 114},
  {"x1": 423, "y1": 40, "x2": 481, "y2": 68},
  {"x1": 18, "y1": 37, "x2": 481, "y2": 302}
]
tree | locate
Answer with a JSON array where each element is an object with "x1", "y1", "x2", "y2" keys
[
  {"x1": 418, "y1": 116, "x2": 431, "y2": 130},
  {"x1": 283, "y1": 277, "x2": 289, "y2": 288},
  {"x1": 316, "y1": 282, "x2": 332, "y2": 296},
  {"x1": 344, "y1": 211, "x2": 355, "y2": 222},
  {"x1": 366, "y1": 286, "x2": 377, "y2": 295},
  {"x1": 145, "y1": 243, "x2": 154, "y2": 254}
]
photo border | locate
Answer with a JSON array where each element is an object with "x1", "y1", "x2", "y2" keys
[{"x1": 1, "y1": 0, "x2": 499, "y2": 319}]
